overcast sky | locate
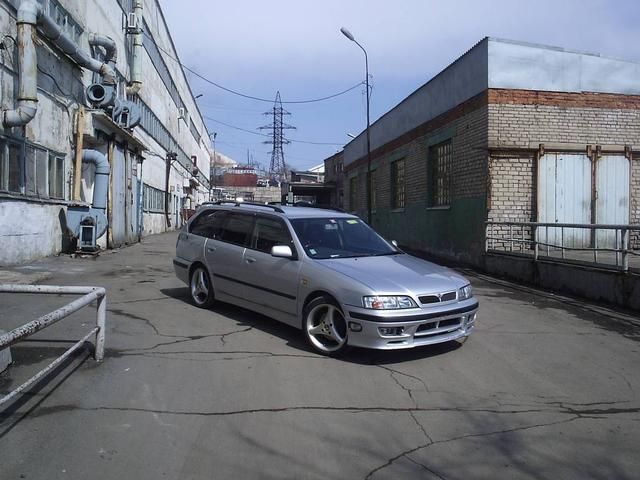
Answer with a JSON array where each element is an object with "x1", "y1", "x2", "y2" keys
[{"x1": 158, "y1": 0, "x2": 640, "y2": 171}]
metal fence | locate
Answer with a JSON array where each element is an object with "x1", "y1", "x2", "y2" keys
[
  {"x1": 485, "y1": 221, "x2": 640, "y2": 272},
  {"x1": 0, "y1": 285, "x2": 106, "y2": 408}
]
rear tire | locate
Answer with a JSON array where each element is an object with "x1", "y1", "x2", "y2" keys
[
  {"x1": 303, "y1": 295, "x2": 349, "y2": 356},
  {"x1": 190, "y1": 265, "x2": 215, "y2": 308}
]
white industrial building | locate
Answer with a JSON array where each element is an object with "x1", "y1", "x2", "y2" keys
[{"x1": 0, "y1": 0, "x2": 213, "y2": 265}]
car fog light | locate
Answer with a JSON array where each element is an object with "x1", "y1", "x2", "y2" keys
[
  {"x1": 348, "y1": 322, "x2": 363, "y2": 332},
  {"x1": 378, "y1": 326, "x2": 405, "y2": 336}
]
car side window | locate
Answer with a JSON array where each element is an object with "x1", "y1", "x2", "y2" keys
[
  {"x1": 252, "y1": 216, "x2": 293, "y2": 254},
  {"x1": 219, "y1": 213, "x2": 254, "y2": 247},
  {"x1": 189, "y1": 210, "x2": 226, "y2": 239}
]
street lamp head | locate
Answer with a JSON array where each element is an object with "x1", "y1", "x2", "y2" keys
[{"x1": 340, "y1": 27, "x2": 355, "y2": 42}]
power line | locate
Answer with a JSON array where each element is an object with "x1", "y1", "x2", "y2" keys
[
  {"x1": 203, "y1": 115, "x2": 344, "y2": 146},
  {"x1": 143, "y1": 30, "x2": 363, "y2": 104}
]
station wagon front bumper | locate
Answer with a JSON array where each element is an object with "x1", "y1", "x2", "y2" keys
[{"x1": 345, "y1": 300, "x2": 478, "y2": 350}]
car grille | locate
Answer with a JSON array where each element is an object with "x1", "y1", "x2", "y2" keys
[
  {"x1": 415, "y1": 317, "x2": 462, "y2": 336},
  {"x1": 418, "y1": 291, "x2": 456, "y2": 304}
]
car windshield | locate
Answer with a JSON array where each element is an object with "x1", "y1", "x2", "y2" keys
[{"x1": 290, "y1": 217, "x2": 399, "y2": 259}]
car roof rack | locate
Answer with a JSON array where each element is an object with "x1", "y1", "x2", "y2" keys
[{"x1": 213, "y1": 200, "x2": 285, "y2": 214}]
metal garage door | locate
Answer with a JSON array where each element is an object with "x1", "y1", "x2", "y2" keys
[
  {"x1": 538, "y1": 153, "x2": 591, "y2": 248},
  {"x1": 596, "y1": 154, "x2": 629, "y2": 248}
]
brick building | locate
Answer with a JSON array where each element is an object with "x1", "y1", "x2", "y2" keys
[{"x1": 343, "y1": 37, "x2": 640, "y2": 267}]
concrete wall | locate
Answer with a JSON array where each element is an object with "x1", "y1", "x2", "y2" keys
[
  {"x1": 485, "y1": 254, "x2": 640, "y2": 311},
  {"x1": 0, "y1": 200, "x2": 67, "y2": 264}
]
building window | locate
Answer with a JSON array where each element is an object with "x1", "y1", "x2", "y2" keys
[
  {"x1": 370, "y1": 169, "x2": 377, "y2": 211},
  {"x1": 0, "y1": 136, "x2": 66, "y2": 199},
  {"x1": 428, "y1": 140, "x2": 452, "y2": 207},
  {"x1": 143, "y1": 183, "x2": 165, "y2": 213},
  {"x1": 48, "y1": 153, "x2": 65, "y2": 199},
  {"x1": 391, "y1": 159, "x2": 405, "y2": 209},
  {"x1": 349, "y1": 176, "x2": 358, "y2": 211}
]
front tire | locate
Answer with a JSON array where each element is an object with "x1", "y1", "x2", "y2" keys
[
  {"x1": 303, "y1": 296, "x2": 349, "y2": 356},
  {"x1": 190, "y1": 265, "x2": 215, "y2": 308}
]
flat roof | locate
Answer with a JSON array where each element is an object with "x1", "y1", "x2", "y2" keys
[{"x1": 343, "y1": 37, "x2": 640, "y2": 166}]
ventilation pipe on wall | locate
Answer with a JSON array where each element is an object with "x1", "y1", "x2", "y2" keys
[
  {"x1": 86, "y1": 34, "x2": 118, "y2": 108},
  {"x1": 126, "y1": 0, "x2": 143, "y2": 95},
  {"x1": 2, "y1": 0, "x2": 117, "y2": 128},
  {"x1": 66, "y1": 149, "x2": 110, "y2": 243}
]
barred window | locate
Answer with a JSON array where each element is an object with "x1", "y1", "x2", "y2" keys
[
  {"x1": 349, "y1": 176, "x2": 358, "y2": 211},
  {"x1": 0, "y1": 137, "x2": 66, "y2": 199},
  {"x1": 428, "y1": 140, "x2": 452, "y2": 207},
  {"x1": 391, "y1": 159, "x2": 405, "y2": 209},
  {"x1": 143, "y1": 183, "x2": 165, "y2": 213}
]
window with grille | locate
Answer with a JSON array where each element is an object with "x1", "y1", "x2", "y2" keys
[
  {"x1": 0, "y1": 136, "x2": 66, "y2": 200},
  {"x1": 391, "y1": 159, "x2": 405, "y2": 209},
  {"x1": 428, "y1": 140, "x2": 452, "y2": 207},
  {"x1": 143, "y1": 183, "x2": 165, "y2": 213},
  {"x1": 349, "y1": 176, "x2": 358, "y2": 211}
]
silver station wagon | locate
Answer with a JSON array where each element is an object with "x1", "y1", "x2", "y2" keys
[{"x1": 173, "y1": 202, "x2": 478, "y2": 356}]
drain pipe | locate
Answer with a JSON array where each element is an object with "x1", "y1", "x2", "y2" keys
[
  {"x1": 2, "y1": 0, "x2": 117, "y2": 128},
  {"x1": 126, "y1": 0, "x2": 143, "y2": 95},
  {"x1": 2, "y1": 1, "x2": 38, "y2": 127}
]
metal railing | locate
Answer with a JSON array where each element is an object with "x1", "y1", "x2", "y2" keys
[
  {"x1": 0, "y1": 285, "x2": 106, "y2": 408},
  {"x1": 485, "y1": 221, "x2": 640, "y2": 272}
]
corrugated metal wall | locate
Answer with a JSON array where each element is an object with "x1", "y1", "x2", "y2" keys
[
  {"x1": 596, "y1": 154, "x2": 630, "y2": 247},
  {"x1": 538, "y1": 152, "x2": 630, "y2": 250},
  {"x1": 538, "y1": 153, "x2": 591, "y2": 248}
]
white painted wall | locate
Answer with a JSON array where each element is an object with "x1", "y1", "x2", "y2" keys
[{"x1": 0, "y1": 0, "x2": 213, "y2": 265}]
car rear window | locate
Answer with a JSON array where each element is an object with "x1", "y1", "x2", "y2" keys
[{"x1": 219, "y1": 213, "x2": 254, "y2": 247}]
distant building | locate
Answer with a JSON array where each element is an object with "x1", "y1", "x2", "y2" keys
[
  {"x1": 323, "y1": 151, "x2": 344, "y2": 209},
  {"x1": 222, "y1": 166, "x2": 258, "y2": 187},
  {"x1": 343, "y1": 37, "x2": 640, "y2": 267}
]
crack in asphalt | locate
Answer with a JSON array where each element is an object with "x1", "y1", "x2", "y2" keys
[
  {"x1": 119, "y1": 350, "x2": 324, "y2": 362},
  {"x1": 24, "y1": 401, "x2": 639, "y2": 420},
  {"x1": 109, "y1": 296, "x2": 172, "y2": 305},
  {"x1": 405, "y1": 456, "x2": 447, "y2": 480},
  {"x1": 114, "y1": 327, "x2": 254, "y2": 353},
  {"x1": 363, "y1": 415, "x2": 582, "y2": 480},
  {"x1": 108, "y1": 308, "x2": 162, "y2": 336}
]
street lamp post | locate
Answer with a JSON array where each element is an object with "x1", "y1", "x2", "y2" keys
[
  {"x1": 210, "y1": 132, "x2": 217, "y2": 201},
  {"x1": 340, "y1": 27, "x2": 371, "y2": 223}
]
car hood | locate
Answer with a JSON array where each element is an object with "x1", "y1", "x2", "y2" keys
[{"x1": 318, "y1": 254, "x2": 468, "y2": 294}]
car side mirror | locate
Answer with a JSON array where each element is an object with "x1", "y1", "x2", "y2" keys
[
  {"x1": 271, "y1": 245, "x2": 293, "y2": 258},
  {"x1": 391, "y1": 240, "x2": 398, "y2": 247}
]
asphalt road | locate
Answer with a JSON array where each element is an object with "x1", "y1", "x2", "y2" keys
[{"x1": 1, "y1": 232, "x2": 639, "y2": 480}]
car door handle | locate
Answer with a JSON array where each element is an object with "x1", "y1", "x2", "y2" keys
[
  {"x1": 206, "y1": 246, "x2": 216, "y2": 252},
  {"x1": 245, "y1": 257, "x2": 256, "y2": 264}
]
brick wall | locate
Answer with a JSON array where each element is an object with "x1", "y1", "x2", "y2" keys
[
  {"x1": 487, "y1": 155, "x2": 536, "y2": 252},
  {"x1": 345, "y1": 102, "x2": 489, "y2": 215},
  {"x1": 488, "y1": 89, "x2": 640, "y2": 254}
]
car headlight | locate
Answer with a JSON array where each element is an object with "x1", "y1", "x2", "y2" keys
[
  {"x1": 363, "y1": 296, "x2": 417, "y2": 310},
  {"x1": 459, "y1": 284, "x2": 473, "y2": 300}
]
